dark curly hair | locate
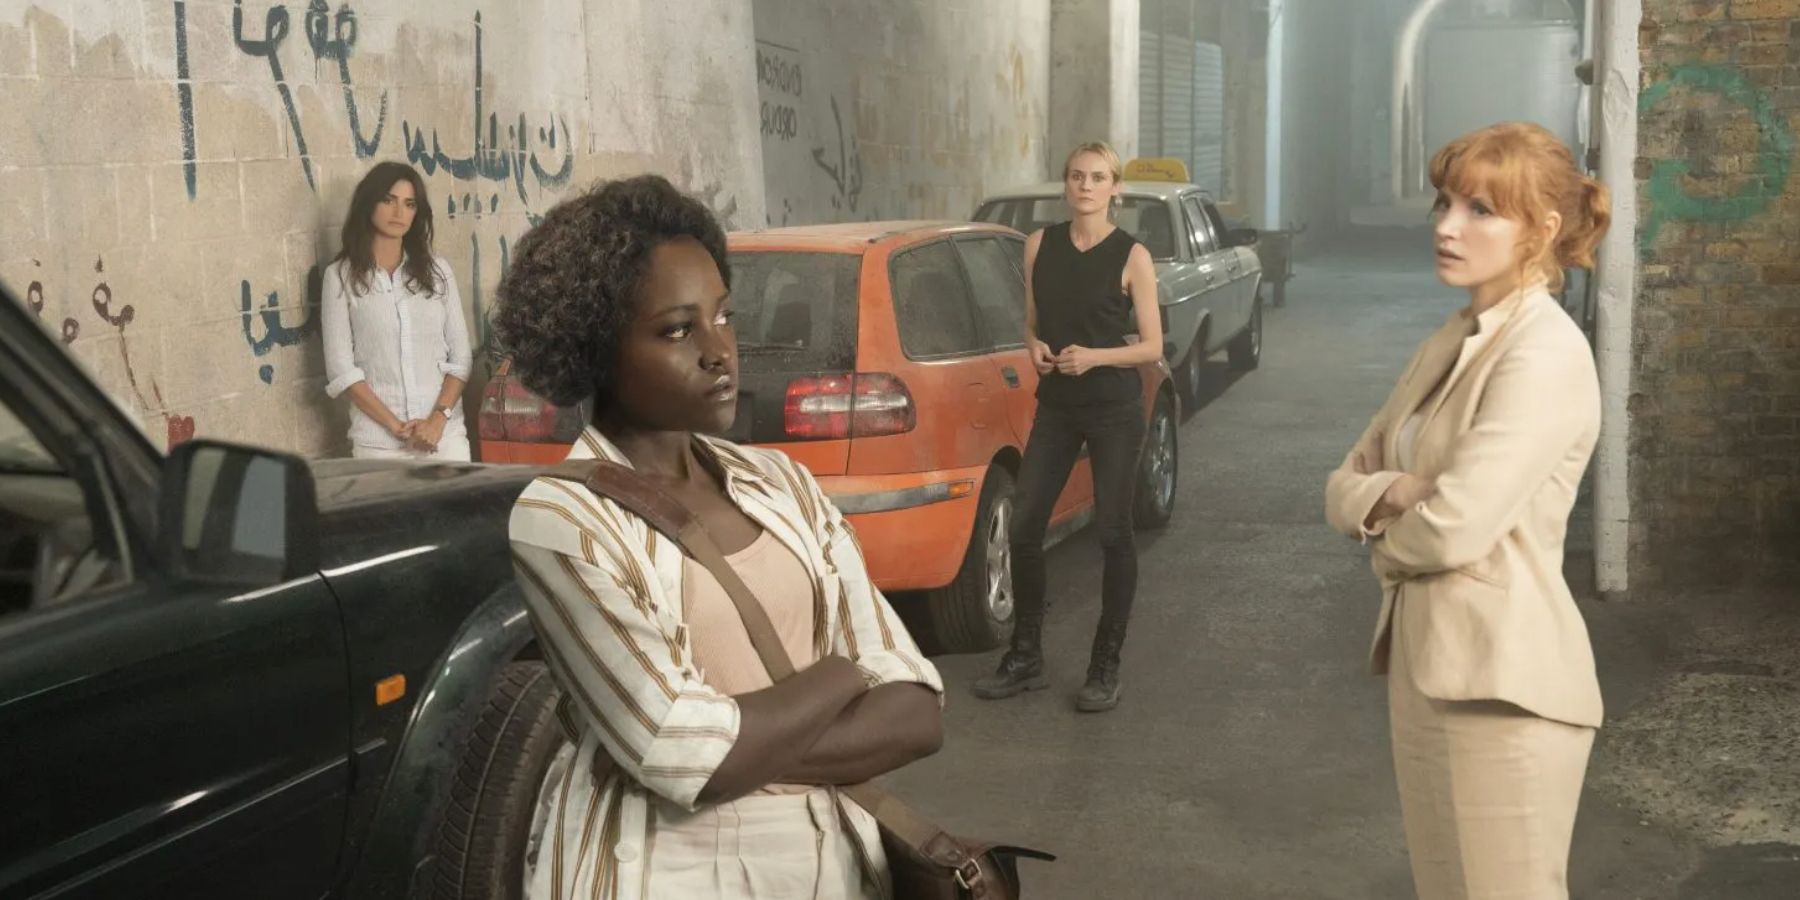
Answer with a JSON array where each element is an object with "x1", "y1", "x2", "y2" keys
[{"x1": 492, "y1": 175, "x2": 731, "y2": 408}]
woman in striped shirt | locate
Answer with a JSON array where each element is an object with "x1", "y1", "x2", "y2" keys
[{"x1": 491, "y1": 175, "x2": 944, "y2": 899}]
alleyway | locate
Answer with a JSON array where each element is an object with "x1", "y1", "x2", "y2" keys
[{"x1": 886, "y1": 231, "x2": 1800, "y2": 899}]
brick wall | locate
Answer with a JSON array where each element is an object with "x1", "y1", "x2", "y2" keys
[
  {"x1": 0, "y1": 0, "x2": 765, "y2": 457},
  {"x1": 1631, "y1": 0, "x2": 1800, "y2": 586}
]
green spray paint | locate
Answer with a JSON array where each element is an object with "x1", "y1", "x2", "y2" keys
[{"x1": 1638, "y1": 63, "x2": 1795, "y2": 254}]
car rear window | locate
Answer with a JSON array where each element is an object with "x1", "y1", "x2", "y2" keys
[
  {"x1": 975, "y1": 196, "x2": 1178, "y2": 261},
  {"x1": 727, "y1": 251, "x2": 861, "y2": 372}
]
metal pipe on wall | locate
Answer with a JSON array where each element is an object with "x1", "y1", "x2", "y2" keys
[{"x1": 1390, "y1": 0, "x2": 1451, "y2": 201}]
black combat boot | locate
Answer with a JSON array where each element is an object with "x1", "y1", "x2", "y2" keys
[
  {"x1": 1075, "y1": 621, "x2": 1126, "y2": 712},
  {"x1": 972, "y1": 615, "x2": 1048, "y2": 700}
]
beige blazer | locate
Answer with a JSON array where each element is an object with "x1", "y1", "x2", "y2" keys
[{"x1": 1325, "y1": 286, "x2": 1603, "y2": 728}]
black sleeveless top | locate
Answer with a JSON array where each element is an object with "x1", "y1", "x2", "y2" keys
[{"x1": 1031, "y1": 222, "x2": 1142, "y2": 407}]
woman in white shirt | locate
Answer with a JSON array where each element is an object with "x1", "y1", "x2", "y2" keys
[{"x1": 322, "y1": 161, "x2": 474, "y2": 460}]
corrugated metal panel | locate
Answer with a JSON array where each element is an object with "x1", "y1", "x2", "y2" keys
[
  {"x1": 1138, "y1": 31, "x2": 1163, "y2": 153},
  {"x1": 1137, "y1": 32, "x2": 1226, "y2": 196},
  {"x1": 1161, "y1": 37, "x2": 1196, "y2": 168},
  {"x1": 1192, "y1": 41, "x2": 1224, "y2": 195}
]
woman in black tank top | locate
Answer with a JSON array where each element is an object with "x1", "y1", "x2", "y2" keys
[{"x1": 972, "y1": 141, "x2": 1163, "y2": 713}]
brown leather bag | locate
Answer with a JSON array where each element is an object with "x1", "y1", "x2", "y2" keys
[{"x1": 544, "y1": 458, "x2": 1053, "y2": 899}]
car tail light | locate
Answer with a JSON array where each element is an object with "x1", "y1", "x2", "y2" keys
[
  {"x1": 479, "y1": 362, "x2": 585, "y2": 443},
  {"x1": 784, "y1": 373, "x2": 916, "y2": 441},
  {"x1": 480, "y1": 375, "x2": 557, "y2": 442}
]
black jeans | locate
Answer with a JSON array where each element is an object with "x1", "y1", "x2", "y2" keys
[{"x1": 1010, "y1": 399, "x2": 1146, "y2": 649}]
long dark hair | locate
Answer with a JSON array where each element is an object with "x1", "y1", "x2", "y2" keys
[{"x1": 336, "y1": 161, "x2": 439, "y2": 296}]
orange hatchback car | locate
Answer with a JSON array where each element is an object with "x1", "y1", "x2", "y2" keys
[{"x1": 479, "y1": 221, "x2": 1180, "y2": 652}]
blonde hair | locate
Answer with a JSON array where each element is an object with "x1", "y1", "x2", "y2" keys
[
  {"x1": 1062, "y1": 141, "x2": 1123, "y2": 183},
  {"x1": 1428, "y1": 122, "x2": 1610, "y2": 291}
]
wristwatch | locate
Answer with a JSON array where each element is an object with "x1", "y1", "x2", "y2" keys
[{"x1": 431, "y1": 403, "x2": 455, "y2": 420}]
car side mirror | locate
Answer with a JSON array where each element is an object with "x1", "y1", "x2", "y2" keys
[
  {"x1": 1224, "y1": 227, "x2": 1259, "y2": 248},
  {"x1": 159, "y1": 440, "x2": 320, "y2": 585}
]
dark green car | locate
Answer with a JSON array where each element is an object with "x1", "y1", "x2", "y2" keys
[{"x1": 0, "y1": 285, "x2": 565, "y2": 899}]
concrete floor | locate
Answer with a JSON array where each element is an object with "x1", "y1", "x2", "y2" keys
[{"x1": 885, "y1": 231, "x2": 1800, "y2": 899}]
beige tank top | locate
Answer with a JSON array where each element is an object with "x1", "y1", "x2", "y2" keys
[{"x1": 682, "y1": 530, "x2": 820, "y2": 795}]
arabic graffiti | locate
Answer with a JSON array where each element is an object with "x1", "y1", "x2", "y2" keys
[
  {"x1": 233, "y1": 0, "x2": 317, "y2": 190},
  {"x1": 1639, "y1": 63, "x2": 1797, "y2": 253},
  {"x1": 241, "y1": 265, "x2": 321, "y2": 384},
  {"x1": 207, "y1": 3, "x2": 574, "y2": 218},
  {"x1": 22, "y1": 259, "x2": 78, "y2": 345},
  {"x1": 810, "y1": 95, "x2": 864, "y2": 213},
  {"x1": 305, "y1": 0, "x2": 388, "y2": 157},
  {"x1": 401, "y1": 12, "x2": 574, "y2": 221},
  {"x1": 174, "y1": 1, "x2": 197, "y2": 199}
]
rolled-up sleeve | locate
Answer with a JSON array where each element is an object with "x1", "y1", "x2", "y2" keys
[
  {"x1": 435, "y1": 257, "x2": 473, "y2": 380},
  {"x1": 781, "y1": 457, "x2": 943, "y2": 699},
  {"x1": 1324, "y1": 434, "x2": 1404, "y2": 541},
  {"x1": 321, "y1": 265, "x2": 366, "y2": 398},
  {"x1": 1373, "y1": 333, "x2": 1599, "y2": 574},
  {"x1": 509, "y1": 487, "x2": 741, "y2": 811}
]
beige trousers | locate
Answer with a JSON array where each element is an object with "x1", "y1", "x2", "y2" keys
[
  {"x1": 1388, "y1": 627, "x2": 1596, "y2": 900},
  {"x1": 645, "y1": 788, "x2": 879, "y2": 899}
]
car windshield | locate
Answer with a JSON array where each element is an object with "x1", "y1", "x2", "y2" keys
[{"x1": 974, "y1": 195, "x2": 1178, "y2": 261}]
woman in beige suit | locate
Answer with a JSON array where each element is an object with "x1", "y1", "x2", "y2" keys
[{"x1": 1325, "y1": 122, "x2": 1610, "y2": 900}]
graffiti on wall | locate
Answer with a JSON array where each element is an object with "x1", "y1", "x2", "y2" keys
[
  {"x1": 175, "y1": 1, "x2": 198, "y2": 199},
  {"x1": 1638, "y1": 63, "x2": 1797, "y2": 253},
  {"x1": 240, "y1": 267, "x2": 321, "y2": 385},
  {"x1": 757, "y1": 40, "x2": 802, "y2": 143},
  {"x1": 755, "y1": 38, "x2": 865, "y2": 223},
  {"x1": 25, "y1": 258, "x2": 191, "y2": 444},
  {"x1": 404, "y1": 12, "x2": 575, "y2": 226},
  {"x1": 197, "y1": 2, "x2": 574, "y2": 222},
  {"x1": 810, "y1": 95, "x2": 864, "y2": 214}
]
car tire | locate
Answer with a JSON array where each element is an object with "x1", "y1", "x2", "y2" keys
[
  {"x1": 1228, "y1": 299, "x2": 1263, "y2": 372},
  {"x1": 426, "y1": 661, "x2": 568, "y2": 900},
  {"x1": 1178, "y1": 330, "x2": 1207, "y2": 409},
  {"x1": 925, "y1": 467, "x2": 1015, "y2": 654},
  {"x1": 1134, "y1": 391, "x2": 1178, "y2": 529}
]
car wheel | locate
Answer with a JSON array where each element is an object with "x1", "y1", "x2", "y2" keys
[
  {"x1": 925, "y1": 467, "x2": 1015, "y2": 654},
  {"x1": 1228, "y1": 299, "x2": 1262, "y2": 372},
  {"x1": 1134, "y1": 392, "x2": 1178, "y2": 529},
  {"x1": 1178, "y1": 338, "x2": 1206, "y2": 409},
  {"x1": 426, "y1": 661, "x2": 568, "y2": 900}
]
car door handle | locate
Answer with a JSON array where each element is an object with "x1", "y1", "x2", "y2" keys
[{"x1": 1001, "y1": 366, "x2": 1021, "y2": 388}]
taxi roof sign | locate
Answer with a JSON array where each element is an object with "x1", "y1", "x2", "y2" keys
[{"x1": 1123, "y1": 158, "x2": 1190, "y2": 183}]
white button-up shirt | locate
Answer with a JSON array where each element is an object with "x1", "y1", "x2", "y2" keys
[{"x1": 321, "y1": 255, "x2": 473, "y2": 451}]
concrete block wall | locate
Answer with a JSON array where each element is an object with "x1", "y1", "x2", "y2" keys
[
  {"x1": 1631, "y1": 0, "x2": 1800, "y2": 586},
  {"x1": 753, "y1": 0, "x2": 1055, "y2": 227},
  {"x1": 0, "y1": 0, "x2": 764, "y2": 457}
]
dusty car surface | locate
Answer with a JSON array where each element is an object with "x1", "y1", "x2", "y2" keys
[{"x1": 974, "y1": 173, "x2": 1264, "y2": 406}]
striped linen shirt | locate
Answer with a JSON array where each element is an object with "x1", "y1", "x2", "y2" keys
[{"x1": 510, "y1": 426, "x2": 944, "y2": 900}]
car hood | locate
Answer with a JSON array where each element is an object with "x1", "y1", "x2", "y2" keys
[{"x1": 307, "y1": 458, "x2": 540, "y2": 515}]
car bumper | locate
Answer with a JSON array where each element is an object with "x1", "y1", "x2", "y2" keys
[{"x1": 818, "y1": 466, "x2": 986, "y2": 593}]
